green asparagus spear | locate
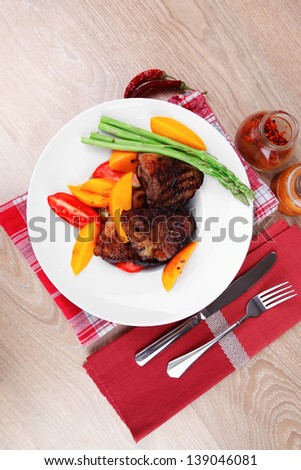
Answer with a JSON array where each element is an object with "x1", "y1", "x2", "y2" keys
[
  {"x1": 100, "y1": 116, "x2": 219, "y2": 164},
  {"x1": 81, "y1": 135, "x2": 253, "y2": 205},
  {"x1": 99, "y1": 116, "x2": 254, "y2": 199}
]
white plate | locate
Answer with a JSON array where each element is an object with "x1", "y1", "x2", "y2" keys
[{"x1": 27, "y1": 98, "x2": 253, "y2": 326}]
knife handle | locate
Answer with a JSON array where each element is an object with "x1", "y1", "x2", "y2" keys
[{"x1": 135, "y1": 313, "x2": 203, "y2": 366}]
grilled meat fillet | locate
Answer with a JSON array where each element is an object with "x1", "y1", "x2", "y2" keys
[
  {"x1": 122, "y1": 207, "x2": 196, "y2": 263},
  {"x1": 137, "y1": 153, "x2": 204, "y2": 207},
  {"x1": 94, "y1": 221, "x2": 143, "y2": 265},
  {"x1": 94, "y1": 220, "x2": 161, "y2": 266},
  {"x1": 94, "y1": 154, "x2": 199, "y2": 266}
]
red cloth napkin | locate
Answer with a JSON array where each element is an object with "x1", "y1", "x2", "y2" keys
[
  {"x1": 0, "y1": 91, "x2": 278, "y2": 346},
  {"x1": 84, "y1": 220, "x2": 301, "y2": 442}
]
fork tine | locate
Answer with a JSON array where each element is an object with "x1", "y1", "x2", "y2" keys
[
  {"x1": 262, "y1": 286, "x2": 294, "y2": 303},
  {"x1": 264, "y1": 289, "x2": 295, "y2": 306},
  {"x1": 258, "y1": 281, "x2": 289, "y2": 298},
  {"x1": 265, "y1": 293, "x2": 297, "y2": 309}
]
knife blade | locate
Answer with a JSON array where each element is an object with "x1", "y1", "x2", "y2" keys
[{"x1": 135, "y1": 251, "x2": 277, "y2": 366}]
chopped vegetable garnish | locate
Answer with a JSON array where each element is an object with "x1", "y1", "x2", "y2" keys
[
  {"x1": 71, "y1": 221, "x2": 100, "y2": 275},
  {"x1": 162, "y1": 241, "x2": 198, "y2": 291},
  {"x1": 47, "y1": 192, "x2": 99, "y2": 227},
  {"x1": 81, "y1": 116, "x2": 254, "y2": 205},
  {"x1": 108, "y1": 172, "x2": 133, "y2": 242},
  {"x1": 150, "y1": 116, "x2": 206, "y2": 150}
]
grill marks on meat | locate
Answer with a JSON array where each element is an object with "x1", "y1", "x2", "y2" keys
[
  {"x1": 94, "y1": 207, "x2": 196, "y2": 265},
  {"x1": 94, "y1": 153, "x2": 201, "y2": 267},
  {"x1": 94, "y1": 221, "x2": 143, "y2": 265},
  {"x1": 121, "y1": 207, "x2": 196, "y2": 263},
  {"x1": 94, "y1": 220, "x2": 160, "y2": 266},
  {"x1": 137, "y1": 153, "x2": 203, "y2": 207}
]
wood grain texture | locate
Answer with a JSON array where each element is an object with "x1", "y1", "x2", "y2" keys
[{"x1": 1, "y1": 0, "x2": 300, "y2": 450}]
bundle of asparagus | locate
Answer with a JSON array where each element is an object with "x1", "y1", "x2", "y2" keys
[{"x1": 81, "y1": 116, "x2": 254, "y2": 205}]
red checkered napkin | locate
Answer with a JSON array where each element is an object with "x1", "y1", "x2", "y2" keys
[{"x1": 0, "y1": 92, "x2": 278, "y2": 346}]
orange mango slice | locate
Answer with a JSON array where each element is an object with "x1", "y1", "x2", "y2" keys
[
  {"x1": 150, "y1": 116, "x2": 207, "y2": 151},
  {"x1": 109, "y1": 172, "x2": 132, "y2": 242},
  {"x1": 80, "y1": 178, "x2": 115, "y2": 197},
  {"x1": 71, "y1": 221, "x2": 100, "y2": 275},
  {"x1": 109, "y1": 150, "x2": 138, "y2": 173},
  {"x1": 162, "y1": 241, "x2": 198, "y2": 292},
  {"x1": 68, "y1": 185, "x2": 109, "y2": 208}
]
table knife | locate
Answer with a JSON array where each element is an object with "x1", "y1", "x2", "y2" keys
[{"x1": 135, "y1": 251, "x2": 277, "y2": 366}]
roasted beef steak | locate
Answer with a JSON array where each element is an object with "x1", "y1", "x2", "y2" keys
[
  {"x1": 94, "y1": 221, "x2": 143, "y2": 265},
  {"x1": 121, "y1": 206, "x2": 196, "y2": 263},
  {"x1": 94, "y1": 219, "x2": 163, "y2": 266},
  {"x1": 136, "y1": 153, "x2": 204, "y2": 207},
  {"x1": 94, "y1": 154, "x2": 200, "y2": 267}
]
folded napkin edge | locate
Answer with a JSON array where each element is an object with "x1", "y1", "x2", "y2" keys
[{"x1": 83, "y1": 360, "x2": 139, "y2": 442}]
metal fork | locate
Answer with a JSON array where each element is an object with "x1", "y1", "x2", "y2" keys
[{"x1": 167, "y1": 282, "x2": 296, "y2": 378}]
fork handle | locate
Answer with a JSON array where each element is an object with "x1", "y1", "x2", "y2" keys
[
  {"x1": 167, "y1": 320, "x2": 243, "y2": 378},
  {"x1": 135, "y1": 312, "x2": 204, "y2": 366}
]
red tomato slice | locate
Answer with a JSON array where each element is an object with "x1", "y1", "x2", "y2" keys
[
  {"x1": 116, "y1": 262, "x2": 144, "y2": 273},
  {"x1": 93, "y1": 161, "x2": 124, "y2": 181},
  {"x1": 48, "y1": 192, "x2": 99, "y2": 227}
]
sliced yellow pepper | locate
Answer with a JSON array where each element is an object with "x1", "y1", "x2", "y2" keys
[
  {"x1": 109, "y1": 172, "x2": 132, "y2": 242},
  {"x1": 109, "y1": 150, "x2": 138, "y2": 173},
  {"x1": 162, "y1": 241, "x2": 198, "y2": 291},
  {"x1": 68, "y1": 185, "x2": 109, "y2": 208},
  {"x1": 80, "y1": 178, "x2": 115, "y2": 197},
  {"x1": 150, "y1": 116, "x2": 207, "y2": 151},
  {"x1": 71, "y1": 221, "x2": 100, "y2": 275}
]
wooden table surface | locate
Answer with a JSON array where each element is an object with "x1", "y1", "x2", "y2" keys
[{"x1": 1, "y1": 0, "x2": 300, "y2": 450}]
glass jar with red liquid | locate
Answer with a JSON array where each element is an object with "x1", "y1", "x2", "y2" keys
[{"x1": 235, "y1": 110, "x2": 298, "y2": 171}]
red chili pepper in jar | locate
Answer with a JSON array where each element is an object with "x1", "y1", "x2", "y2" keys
[
  {"x1": 235, "y1": 110, "x2": 298, "y2": 171},
  {"x1": 264, "y1": 118, "x2": 289, "y2": 146}
]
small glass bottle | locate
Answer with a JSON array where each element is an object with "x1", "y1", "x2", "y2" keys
[
  {"x1": 235, "y1": 110, "x2": 299, "y2": 171},
  {"x1": 270, "y1": 163, "x2": 301, "y2": 215}
]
